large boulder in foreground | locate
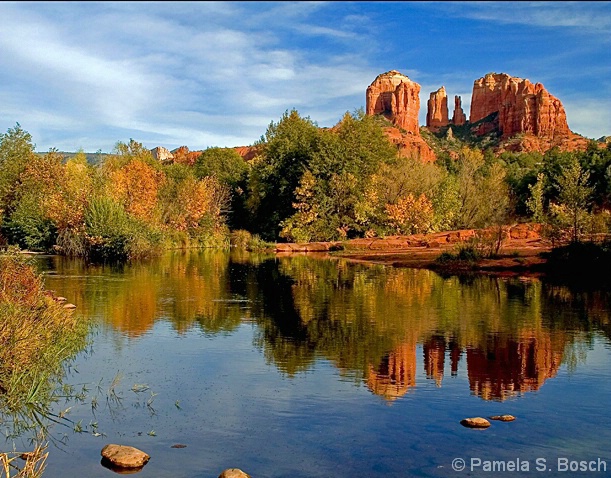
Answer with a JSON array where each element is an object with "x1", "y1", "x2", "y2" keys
[{"x1": 101, "y1": 444, "x2": 150, "y2": 469}]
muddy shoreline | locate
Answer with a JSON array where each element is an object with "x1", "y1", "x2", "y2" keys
[{"x1": 274, "y1": 224, "x2": 553, "y2": 278}]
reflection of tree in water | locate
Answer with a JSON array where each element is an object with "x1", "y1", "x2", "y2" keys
[
  {"x1": 43, "y1": 251, "x2": 249, "y2": 338},
  {"x1": 241, "y1": 256, "x2": 611, "y2": 402},
  {"x1": 35, "y1": 252, "x2": 611, "y2": 402}
]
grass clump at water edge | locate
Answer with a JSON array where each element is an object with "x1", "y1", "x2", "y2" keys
[{"x1": 0, "y1": 247, "x2": 90, "y2": 477}]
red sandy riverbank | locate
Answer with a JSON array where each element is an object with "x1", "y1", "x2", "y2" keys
[{"x1": 274, "y1": 223, "x2": 552, "y2": 276}]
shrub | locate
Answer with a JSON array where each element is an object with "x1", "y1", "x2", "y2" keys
[{"x1": 0, "y1": 248, "x2": 89, "y2": 416}]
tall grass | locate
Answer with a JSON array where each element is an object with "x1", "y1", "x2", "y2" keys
[{"x1": 0, "y1": 248, "x2": 90, "y2": 476}]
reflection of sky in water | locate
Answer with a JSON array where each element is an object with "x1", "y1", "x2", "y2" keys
[{"x1": 21, "y1": 253, "x2": 611, "y2": 477}]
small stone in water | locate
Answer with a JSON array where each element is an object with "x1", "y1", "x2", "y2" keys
[
  {"x1": 489, "y1": 414, "x2": 516, "y2": 422},
  {"x1": 101, "y1": 444, "x2": 150, "y2": 469},
  {"x1": 460, "y1": 417, "x2": 491, "y2": 428},
  {"x1": 218, "y1": 468, "x2": 251, "y2": 478}
]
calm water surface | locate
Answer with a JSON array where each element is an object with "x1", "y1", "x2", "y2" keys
[{"x1": 14, "y1": 251, "x2": 611, "y2": 477}]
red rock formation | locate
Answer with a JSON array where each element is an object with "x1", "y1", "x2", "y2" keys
[
  {"x1": 234, "y1": 145, "x2": 260, "y2": 162},
  {"x1": 426, "y1": 86, "x2": 449, "y2": 132},
  {"x1": 366, "y1": 70, "x2": 437, "y2": 162},
  {"x1": 469, "y1": 72, "x2": 595, "y2": 153},
  {"x1": 383, "y1": 126, "x2": 437, "y2": 163},
  {"x1": 171, "y1": 146, "x2": 202, "y2": 166},
  {"x1": 451, "y1": 95, "x2": 466, "y2": 126},
  {"x1": 470, "y1": 73, "x2": 571, "y2": 139},
  {"x1": 366, "y1": 70, "x2": 421, "y2": 134}
]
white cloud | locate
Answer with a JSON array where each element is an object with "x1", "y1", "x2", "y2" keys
[
  {"x1": 0, "y1": 1, "x2": 609, "y2": 151},
  {"x1": 448, "y1": 1, "x2": 611, "y2": 33}
]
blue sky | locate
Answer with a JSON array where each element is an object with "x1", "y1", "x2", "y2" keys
[{"x1": 1, "y1": 1, "x2": 610, "y2": 153}]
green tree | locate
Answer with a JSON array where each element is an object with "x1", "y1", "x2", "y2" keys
[
  {"x1": 246, "y1": 109, "x2": 320, "y2": 240},
  {"x1": 0, "y1": 124, "x2": 36, "y2": 225},
  {"x1": 526, "y1": 172, "x2": 546, "y2": 223},
  {"x1": 194, "y1": 147, "x2": 247, "y2": 187},
  {"x1": 452, "y1": 147, "x2": 510, "y2": 229},
  {"x1": 278, "y1": 110, "x2": 398, "y2": 241},
  {"x1": 555, "y1": 156, "x2": 593, "y2": 242}
]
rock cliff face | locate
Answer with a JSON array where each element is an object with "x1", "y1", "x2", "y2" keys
[
  {"x1": 366, "y1": 70, "x2": 421, "y2": 134},
  {"x1": 383, "y1": 126, "x2": 437, "y2": 162},
  {"x1": 171, "y1": 146, "x2": 202, "y2": 166},
  {"x1": 470, "y1": 73, "x2": 571, "y2": 139},
  {"x1": 366, "y1": 70, "x2": 436, "y2": 162},
  {"x1": 426, "y1": 86, "x2": 449, "y2": 132},
  {"x1": 451, "y1": 95, "x2": 467, "y2": 126},
  {"x1": 150, "y1": 146, "x2": 173, "y2": 162},
  {"x1": 234, "y1": 145, "x2": 260, "y2": 162}
]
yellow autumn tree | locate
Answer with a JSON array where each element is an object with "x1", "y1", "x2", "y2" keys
[
  {"x1": 385, "y1": 193, "x2": 434, "y2": 235},
  {"x1": 110, "y1": 159, "x2": 165, "y2": 222}
]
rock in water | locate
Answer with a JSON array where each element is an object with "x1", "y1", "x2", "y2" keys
[
  {"x1": 218, "y1": 468, "x2": 251, "y2": 478},
  {"x1": 460, "y1": 417, "x2": 491, "y2": 428},
  {"x1": 490, "y1": 414, "x2": 516, "y2": 422},
  {"x1": 101, "y1": 444, "x2": 150, "y2": 469}
]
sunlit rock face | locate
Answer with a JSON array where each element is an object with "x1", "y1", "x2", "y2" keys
[
  {"x1": 470, "y1": 72, "x2": 571, "y2": 139},
  {"x1": 366, "y1": 70, "x2": 421, "y2": 134},
  {"x1": 366, "y1": 70, "x2": 437, "y2": 162},
  {"x1": 234, "y1": 145, "x2": 260, "y2": 162},
  {"x1": 382, "y1": 126, "x2": 437, "y2": 162},
  {"x1": 426, "y1": 86, "x2": 449, "y2": 133},
  {"x1": 451, "y1": 95, "x2": 467, "y2": 126},
  {"x1": 150, "y1": 146, "x2": 174, "y2": 162}
]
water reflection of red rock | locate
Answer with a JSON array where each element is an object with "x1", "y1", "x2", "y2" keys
[
  {"x1": 367, "y1": 333, "x2": 563, "y2": 401},
  {"x1": 467, "y1": 334, "x2": 564, "y2": 401},
  {"x1": 423, "y1": 335, "x2": 447, "y2": 387},
  {"x1": 367, "y1": 343, "x2": 417, "y2": 401}
]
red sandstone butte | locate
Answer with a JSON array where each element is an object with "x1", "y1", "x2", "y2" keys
[
  {"x1": 470, "y1": 73, "x2": 572, "y2": 139},
  {"x1": 366, "y1": 70, "x2": 436, "y2": 162},
  {"x1": 469, "y1": 72, "x2": 595, "y2": 153},
  {"x1": 171, "y1": 146, "x2": 202, "y2": 166},
  {"x1": 452, "y1": 95, "x2": 467, "y2": 126},
  {"x1": 426, "y1": 86, "x2": 449, "y2": 132},
  {"x1": 366, "y1": 70, "x2": 421, "y2": 134}
]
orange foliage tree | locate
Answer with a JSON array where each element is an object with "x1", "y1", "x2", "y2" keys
[
  {"x1": 110, "y1": 159, "x2": 165, "y2": 222},
  {"x1": 385, "y1": 193, "x2": 434, "y2": 235}
]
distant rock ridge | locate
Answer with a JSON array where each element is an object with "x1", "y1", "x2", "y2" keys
[
  {"x1": 366, "y1": 70, "x2": 421, "y2": 133},
  {"x1": 365, "y1": 70, "x2": 598, "y2": 156}
]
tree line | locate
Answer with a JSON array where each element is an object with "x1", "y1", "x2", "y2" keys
[{"x1": 1, "y1": 111, "x2": 610, "y2": 259}]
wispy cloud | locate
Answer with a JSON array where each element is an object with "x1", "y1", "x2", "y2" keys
[
  {"x1": 447, "y1": 1, "x2": 611, "y2": 33},
  {"x1": 0, "y1": 1, "x2": 609, "y2": 151}
]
